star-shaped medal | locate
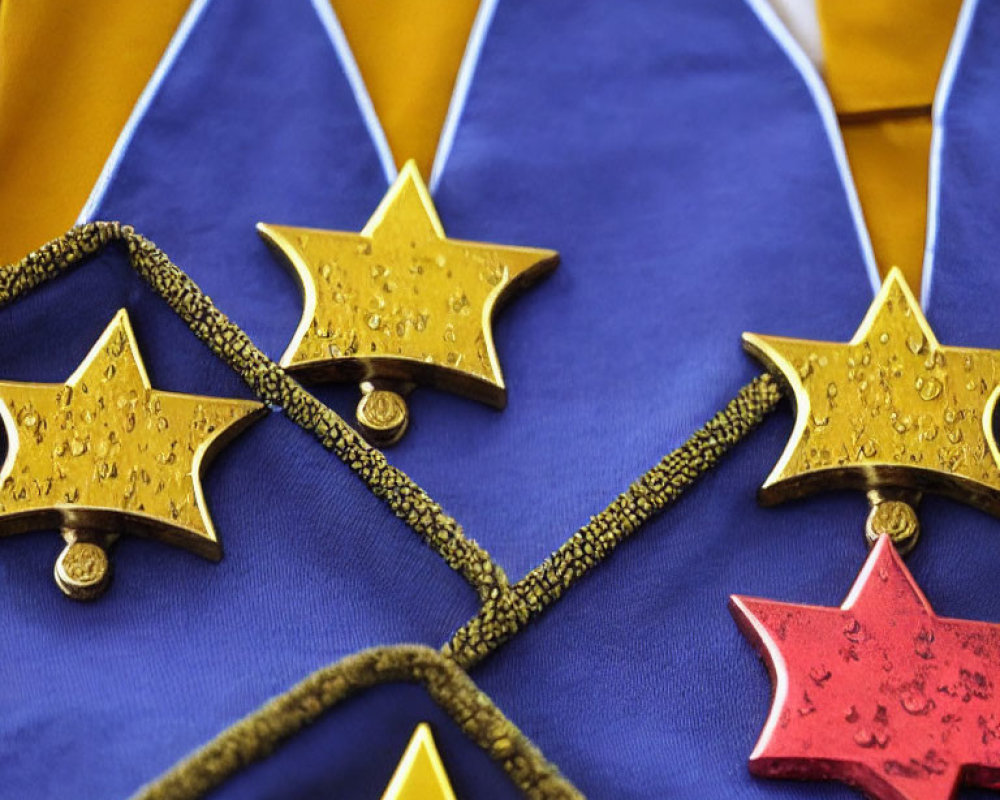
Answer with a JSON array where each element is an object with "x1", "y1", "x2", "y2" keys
[
  {"x1": 380, "y1": 723, "x2": 457, "y2": 800},
  {"x1": 730, "y1": 535, "x2": 1000, "y2": 800},
  {"x1": 0, "y1": 309, "x2": 264, "y2": 599},
  {"x1": 258, "y1": 160, "x2": 558, "y2": 445},
  {"x1": 744, "y1": 268, "x2": 1000, "y2": 517}
]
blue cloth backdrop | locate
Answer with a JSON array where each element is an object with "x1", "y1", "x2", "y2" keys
[{"x1": 0, "y1": 0, "x2": 998, "y2": 797}]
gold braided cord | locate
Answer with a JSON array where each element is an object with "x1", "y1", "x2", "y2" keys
[
  {"x1": 444, "y1": 375, "x2": 783, "y2": 668},
  {"x1": 2, "y1": 225, "x2": 786, "y2": 797},
  {"x1": 0, "y1": 223, "x2": 505, "y2": 603},
  {"x1": 130, "y1": 377, "x2": 781, "y2": 798},
  {"x1": 130, "y1": 645, "x2": 582, "y2": 800}
]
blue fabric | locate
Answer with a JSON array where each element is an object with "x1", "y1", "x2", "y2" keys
[
  {"x1": 0, "y1": 2, "x2": 479, "y2": 798},
  {"x1": 2, "y1": 0, "x2": 999, "y2": 797},
  {"x1": 213, "y1": 685, "x2": 517, "y2": 800}
]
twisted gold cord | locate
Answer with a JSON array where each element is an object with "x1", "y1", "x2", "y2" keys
[
  {"x1": 1, "y1": 225, "x2": 785, "y2": 797},
  {"x1": 133, "y1": 375, "x2": 781, "y2": 798},
  {"x1": 443, "y1": 374, "x2": 783, "y2": 668},
  {"x1": 0, "y1": 223, "x2": 506, "y2": 603},
  {"x1": 130, "y1": 645, "x2": 582, "y2": 800}
]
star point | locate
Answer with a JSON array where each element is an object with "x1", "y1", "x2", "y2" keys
[
  {"x1": 744, "y1": 267, "x2": 1000, "y2": 516},
  {"x1": 731, "y1": 535, "x2": 1000, "y2": 800},
  {"x1": 0, "y1": 309, "x2": 264, "y2": 565},
  {"x1": 258, "y1": 159, "x2": 558, "y2": 410},
  {"x1": 380, "y1": 723, "x2": 457, "y2": 800}
]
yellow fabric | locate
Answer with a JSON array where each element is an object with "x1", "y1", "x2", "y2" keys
[
  {"x1": 331, "y1": 0, "x2": 480, "y2": 178},
  {"x1": 819, "y1": 0, "x2": 963, "y2": 114},
  {"x1": 0, "y1": 0, "x2": 477, "y2": 265},
  {"x1": 0, "y1": 0, "x2": 190, "y2": 264},
  {"x1": 840, "y1": 115, "x2": 934, "y2": 286},
  {"x1": 0, "y1": 0, "x2": 966, "y2": 291},
  {"x1": 817, "y1": 0, "x2": 963, "y2": 286}
]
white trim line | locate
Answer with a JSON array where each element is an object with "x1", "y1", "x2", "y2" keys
[
  {"x1": 921, "y1": 0, "x2": 980, "y2": 310},
  {"x1": 429, "y1": 0, "x2": 499, "y2": 193},
  {"x1": 310, "y1": 0, "x2": 397, "y2": 185},
  {"x1": 77, "y1": 0, "x2": 213, "y2": 223},
  {"x1": 744, "y1": 0, "x2": 882, "y2": 295}
]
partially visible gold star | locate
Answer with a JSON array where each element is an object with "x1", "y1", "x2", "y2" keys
[
  {"x1": 380, "y1": 723, "x2": 457, "y2": 800},
  {"x1": 743, "y1": 267, "x2": 1000, "y2": 515},
  {"x1": 0, "y1": 309, "x2": 264, "y2": 563},
  {"x1": 258, "y1": 160, "x2": 558, "y2": 410}
]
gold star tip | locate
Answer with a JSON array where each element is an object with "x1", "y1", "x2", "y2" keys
[{"x1": 380, "y1": 723, "x2": 457, "y2": 800}]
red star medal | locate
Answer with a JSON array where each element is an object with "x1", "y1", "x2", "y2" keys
[{"x1": 730, "y1": 535, "x2": 1000, "y2": 800}]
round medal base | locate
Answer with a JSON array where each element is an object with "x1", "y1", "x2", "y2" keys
[
  {"x1": 865, "y1": 494, "x2": 920, "y2": 556},
  {"x1": 356, "y1": 384, "x2": 410, "y2": 447},
  {"x1": 55, "y1": 537, "x2": 113, "y2": 601}
]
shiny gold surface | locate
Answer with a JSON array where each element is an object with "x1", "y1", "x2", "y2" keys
[
  {"x1": 54, "y1": 531, "x2": 116, "y2": 600},
  {"x1": 744, "y1": 268, "x2": 1000, "y2": 516},
  {"x1": 380, "y1": 723, "x2": 457, "y2": 800},
  {"x1": 0, "y1": 309, "x2": 264, "y2": 595},
  {"x1": 356, "y1": 383, "x2": 409, "y2": 447},
  {"x1": 258, "y1": 160, "x2": 558, "y2": 439}
]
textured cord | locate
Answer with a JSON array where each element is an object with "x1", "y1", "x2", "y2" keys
[
  {"x1": 130, "y1": 645, "x2": 582, "y2": 800},
  {"x1": 3, "y1": 224, "x2": 786, "y2": 797},
  {"x1": 444, "y1": 375, "x2": 784, "y2": 668},
  {"x1": 0, "y1": 223, "x2": 506, "y2": 603}
]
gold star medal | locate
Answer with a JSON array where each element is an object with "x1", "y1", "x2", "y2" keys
[
  {"x1": 0, "y1": 309, "x2": 264, "y2": 599},
  {"x1": 258, "y1": 160, "x2": 558, "y2": 445},
  {"x1": 744, "y1": 267, "x2": 1000, "y2": 550}
]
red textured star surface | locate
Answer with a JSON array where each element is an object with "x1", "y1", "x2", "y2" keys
[{"x1": 730, "y1": 536, "x2": 1000, "y2": 800}]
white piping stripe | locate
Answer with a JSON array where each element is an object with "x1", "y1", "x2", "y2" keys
[
  {"x1": 921, "y1": 0, "x2": 980, "y2": 310},
  {"x1": 744, "y1": 0, "x2": 881, "y2": 295},
  {"x1": 310, "y1": 0, "x2": 397, "y2": 186},
  {"x1": 429, "y1": 0, "x2": 499, "y2": 194},
  {"x1": 77, "y1": 0, "x2": 213, "y2": 223}
]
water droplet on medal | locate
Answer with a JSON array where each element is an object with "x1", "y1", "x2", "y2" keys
[
  {"x1": 843, "y1": 618, "x2": 862, "y2": 643},
  {"x1": 906, "y1": 333, "x2": 926, "y2": 354},
  {"x1": 853, "y1": 729, "x2": 889, "y2": 749},
  {"x1": 809, "y1": 666, "x2": 831, "y2": 686},
  {"x1": 901, "y1": 690, "x2": 935, "y2": 716},
  {"x1": 914, "y1": 378, "x2": 942, "y2": 400}
]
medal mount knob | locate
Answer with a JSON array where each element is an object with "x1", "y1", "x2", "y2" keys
[
  {"x1": 865, "y1": 489, "x2": 921, "y2": 555},
  {"x1": 356, "y1": 382, "x2": 410, "y2": 447},
  {"x1": 54, "y1": 529, "x2": 116, "y2": 601}
]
